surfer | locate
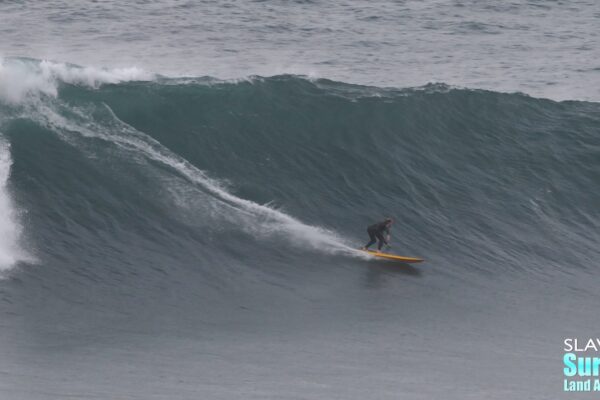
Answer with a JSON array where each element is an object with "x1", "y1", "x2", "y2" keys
[{"x1": 362, "y1": 218, "x2": 393, "y2": 252}]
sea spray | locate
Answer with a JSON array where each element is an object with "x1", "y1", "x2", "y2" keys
[
  {"x1": 0, "y1": 57, "x2": 154, "y2": 104},
  {"x1": 0, "y1": 137, "x2": 31, "y2": 270}
]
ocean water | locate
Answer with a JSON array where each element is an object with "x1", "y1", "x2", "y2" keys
[
  {"x1": 2, "y1": 0, "x2": 600, "y2": 101},
  {"x1": 0, "y1": 1, "x2": 599, "y2": 399}
]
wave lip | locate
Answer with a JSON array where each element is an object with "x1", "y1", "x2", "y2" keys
[{"x1": 0, "y1": 57, "x2": 154, "y2": 105}]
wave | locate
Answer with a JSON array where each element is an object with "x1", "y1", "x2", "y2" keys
[
  {"x1": 0, "y1": 57, "x2": 154, "y2": 104},
  {"x1": 0, "y1": 58, "x2": 598, "y2": 278}
]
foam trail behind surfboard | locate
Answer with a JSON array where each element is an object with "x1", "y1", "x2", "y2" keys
[
  {"x1": 0, "y1": 58, "x2": 361, "y2": 258},
  {"x1": 31, "y1": 100, "x2": 362, "y2": 258}
]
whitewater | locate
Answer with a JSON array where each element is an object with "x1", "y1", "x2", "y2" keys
[{"x1": 1, "y1": 1, "x2": 599, "y2": 399}]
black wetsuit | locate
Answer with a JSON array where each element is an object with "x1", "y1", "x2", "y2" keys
[{"x1": 365, "y1": 221, "x2": 391, "y2": 250}]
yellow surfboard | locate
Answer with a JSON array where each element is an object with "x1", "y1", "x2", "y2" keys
[{"x1": 361, "y1": 249, "x2": 424, "y2": 263}]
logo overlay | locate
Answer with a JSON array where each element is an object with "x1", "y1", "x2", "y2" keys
[{"x1": 564, "y1": 338, "x2": 600, "y2": 392}]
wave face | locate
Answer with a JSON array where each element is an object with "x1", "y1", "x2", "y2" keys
[{"x1": 1, "y1": 60, "x2": 600, "y2": 399}]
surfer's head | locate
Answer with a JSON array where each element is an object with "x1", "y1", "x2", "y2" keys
[{"x1": 384, "y1": 217, "x2": 393, "y2": 225}]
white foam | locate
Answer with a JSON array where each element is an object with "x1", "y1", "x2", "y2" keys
[
  {"x1": 0, "y1": 58, "x2": 58, "y2": 104},
  {"x1": 0, "y1": 57, "x2": 154, "y2": 105},
  {"x1": 0, "y1": 138, "x2": 33, "y2": 271},
  {"x1": 38, "y1": 60, "x2": 154, "y2": 88}
]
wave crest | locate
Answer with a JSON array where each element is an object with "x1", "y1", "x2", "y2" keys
[{"x1": 0, "y1": 57, "x2": 154, "y2": 104}]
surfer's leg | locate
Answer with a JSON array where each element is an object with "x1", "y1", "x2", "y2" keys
[
  {"x1": 364, "y1": 229, "x2": 377, "y2": 249},
  {"x1": 376, "y1": 233, "x2": 385, "y2": 251}
]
